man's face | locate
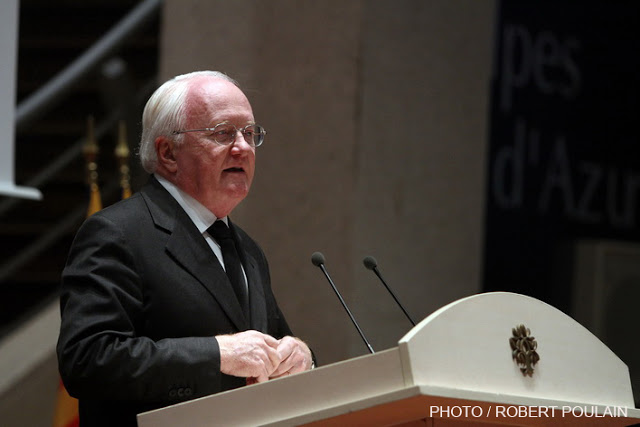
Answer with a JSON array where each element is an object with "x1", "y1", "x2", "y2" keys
[{"x1": 172, "y1": 78, "x2": 256, "y2": 217}]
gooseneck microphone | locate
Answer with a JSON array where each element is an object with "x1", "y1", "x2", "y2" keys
[
  {"x1": 311, "y1": 252, "x2": 374, "y2": 354},
  {"x1": 363, "y1": 256, "x2": 416, "y2": 326}
]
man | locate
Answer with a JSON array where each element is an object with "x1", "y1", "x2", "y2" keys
[{"x1": 57, "y1": 71, "x2": 313, "y2": 426}]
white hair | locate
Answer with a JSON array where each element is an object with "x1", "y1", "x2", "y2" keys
[{"x1": 138, "y1": 71, "x2": 239, "y2": 173}]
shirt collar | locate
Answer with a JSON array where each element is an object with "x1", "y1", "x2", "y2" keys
[{"x1": 154, "y1": 174, "x2": 227, "y2": 233}]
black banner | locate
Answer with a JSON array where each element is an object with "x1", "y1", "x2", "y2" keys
[{"x1": 484, "y1": 1, "x2": 640, "y2": 311}]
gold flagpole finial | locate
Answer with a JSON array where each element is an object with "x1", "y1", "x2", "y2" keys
[
  {"x1": 115, "y1": 120, "x2": 132, "y2": 199},
  {"x1": 83, "y1": 116, "x2": 102, "y2": 216}
]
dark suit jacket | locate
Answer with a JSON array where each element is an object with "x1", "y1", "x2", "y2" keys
[{"x1": 57, "y1": 176, "x2": 293, "y2": 426}]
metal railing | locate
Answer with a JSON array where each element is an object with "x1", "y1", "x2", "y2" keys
[
  {"x1": 16, "y1": 0, "x2": 162, "y2": 131},
  {"x1": 0, "y1": 0, "x2": 163, "y2": 284}
]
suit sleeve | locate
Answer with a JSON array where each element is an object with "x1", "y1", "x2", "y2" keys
[{"x1": 57, "y1": 212, "x2": 223, "y2": 405}]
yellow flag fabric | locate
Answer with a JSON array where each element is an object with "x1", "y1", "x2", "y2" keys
[
  {"x1": 52, "y1": 380, "x2": 79, "y2": 427},
  {"x1": 87, "y1": 183, "x2": 103, "y2": 217}
]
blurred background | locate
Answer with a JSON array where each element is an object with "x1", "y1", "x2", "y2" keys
[{"x1": 0, "y1": 0, "x2": 638, "y2": 425}]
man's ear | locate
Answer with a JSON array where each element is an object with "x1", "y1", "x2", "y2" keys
[{"x1": 155, "y1": 136, "x2": 177, "y2": 173}]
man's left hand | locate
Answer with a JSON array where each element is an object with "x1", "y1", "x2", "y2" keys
[{"x1": 268, "y1": 336, "x2": 313, "y2": 379}]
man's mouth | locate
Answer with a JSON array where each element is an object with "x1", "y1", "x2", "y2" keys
[{"x1": 224, "y1": 167, "x2": 244, "y2": 173}]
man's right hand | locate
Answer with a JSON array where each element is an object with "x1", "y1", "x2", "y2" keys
[{"x1": 216, "y1": 330, "x2": 281, "y2": 383}]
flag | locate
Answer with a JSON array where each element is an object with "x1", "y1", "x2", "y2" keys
[
  {"x1": 53, "y1": 119, "x2": 133, "y2": 425},
  {"x1": 53, "y1": 116, "x2": 104, "y2": 426},
  {"x1": 52, "y1": 380, "x2": 79, "y2": 427}
]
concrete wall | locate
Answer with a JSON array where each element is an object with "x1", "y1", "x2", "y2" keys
[
  {"x1": 160, "y1": 0, "x2": 495, "y2": 363},
  {"x1": 0, "y1": 301, "x2": 60, "y2": 427}
]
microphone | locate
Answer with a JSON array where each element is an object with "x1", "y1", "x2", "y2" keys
[
  {"x1": 363, "y1": 256, "x2": 416, "y2": 327},
  {"x1": 311, "y1": 252, "x2": 374, "y2": 354}
]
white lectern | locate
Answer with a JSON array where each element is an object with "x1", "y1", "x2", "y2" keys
[{"x1": 138, "y1": 292, "x2": 640, "y2": 426}]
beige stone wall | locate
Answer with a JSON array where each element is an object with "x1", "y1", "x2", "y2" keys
[
  {"x1": 161, "y1": 0, "x2": 495, "y2": 364},
  {"x1": 0, "y1": 352, "x2": 58, "y2": 426},
  {"x1": 352, "y1": 1, "x2": 495, "y2": 353}
]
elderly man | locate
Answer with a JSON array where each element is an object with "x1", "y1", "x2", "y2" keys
[{"x1": 57, "y1": 71, "x2": 313, "y2": 426}]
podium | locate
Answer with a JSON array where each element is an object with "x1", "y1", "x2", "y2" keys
[{"x1": 137, "y1": 292, "x2": 640, "y2": 426}]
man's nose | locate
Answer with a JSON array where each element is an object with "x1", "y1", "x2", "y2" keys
[{"x1": 230, "y1": 130, "x2": 253, "y2": 152}]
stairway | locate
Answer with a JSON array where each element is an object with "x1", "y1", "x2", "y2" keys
[{"x1": 0, "y1": 0, "x2": 159, "y2": 336}]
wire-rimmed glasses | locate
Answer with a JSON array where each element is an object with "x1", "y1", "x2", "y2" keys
[{"x1": 172, "y1": 122, "x2": 266, "y2": 147}]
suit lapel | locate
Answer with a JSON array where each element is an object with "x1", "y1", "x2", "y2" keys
[
  {"x1": 166, "y1": 220, "x2": 249, "y2": 331},
  {"x1": 142, "y1": 177, "x2": 248, "y2": 331}
]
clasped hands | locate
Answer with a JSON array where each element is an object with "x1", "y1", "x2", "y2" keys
[{"x1": 217, "y1": 330, "x2": 312, "y2": 384}]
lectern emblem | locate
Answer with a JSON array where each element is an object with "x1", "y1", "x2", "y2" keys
[{"x1": 510, "y1": 324, "x2": 540, "y2": 377}]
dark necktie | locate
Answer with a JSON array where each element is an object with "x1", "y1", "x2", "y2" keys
[{"x1": 208, "y1": 220, "x2": 248, "y2": 313}]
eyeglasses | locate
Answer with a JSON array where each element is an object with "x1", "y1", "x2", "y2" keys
[{"x1": 172, "y1": 123, "x2": 266, "y2": 147}]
